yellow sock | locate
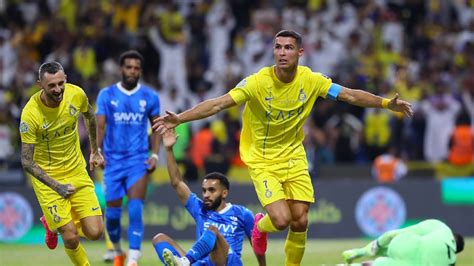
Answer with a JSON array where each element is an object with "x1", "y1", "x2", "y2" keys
[
  {"x1": 104, "y1": 230, "x2": 114, "y2": 250},
  {"x1": 257, "y1": 214, "x2": 280, "y2": 233},
  {"x1": 65, "y1": 243, "x2": 90, "y2": 266},
  {"x1": 284, "y1": 229, "x2": 307, "y2": 266}
]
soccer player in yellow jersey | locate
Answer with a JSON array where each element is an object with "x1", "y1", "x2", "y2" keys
[
  {"x1": 19, "y1": 62, "x2": 105, "y2": 266},
  {"x1": 153, "y1": 30, "x2": 413, "y2": 266}
]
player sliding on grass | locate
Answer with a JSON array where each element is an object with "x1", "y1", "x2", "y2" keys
[
  {"x1": 342, "y1": 219, "x2": 465, "y2": 265},
  {"x1": 153, "y1": 29, "x2": 413, "y2": 266},
  {"x1": 152, "y1": 129, "x2": 265, "y2": 266}
]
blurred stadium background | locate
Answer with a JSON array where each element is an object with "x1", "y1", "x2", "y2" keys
[{"x1": 0, "y1": 0, "x2": 473, "y2": 265}]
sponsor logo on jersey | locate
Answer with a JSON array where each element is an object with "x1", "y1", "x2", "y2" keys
[
  {"x1": 113, "y1": 112, "x2": 144, "y2": 124},
  {"x1": 110, "y1": 100, "x2": 119, "y2": 107},
  {"x1": 41, "y1": 122, "x2": 76, "y2": 141},
  {"x1": 204, "y1": 221, "x2": 237, "y2": 234},
  {"x1": 355, "y1": 187, "x2": 406, "y2": 237}
]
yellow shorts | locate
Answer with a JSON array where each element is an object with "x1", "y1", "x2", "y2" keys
[
  {"x1": 248, "y1": 158, "x2": 314, "y2": 207},
  {"x1": 35, "y1": 172, "x2": 102, "y2": 231}
]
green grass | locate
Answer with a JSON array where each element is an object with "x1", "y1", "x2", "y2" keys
[{"x1": 1, "y1": 238, "x2": 473, "y2": 265}]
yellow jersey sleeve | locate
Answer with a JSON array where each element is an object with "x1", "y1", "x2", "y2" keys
[
  {"x1": 228, "y1": 74, "x2": 257, "y2": 105},
  {"x1": 68, "y1": 83, "x2": 89, "y2": 112},
  {"x1": 311, "y1": 72, "x2": 332, "y2": 99},
  {"x1": 19, "y1": 102, "x2": 40, "y2": 144}
]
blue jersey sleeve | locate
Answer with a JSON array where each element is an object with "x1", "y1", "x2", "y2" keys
[
  {"x1": 96, "y1": 89, "x2": 107, "y2": 115},
  {"x1": 185, "y1": 193, "x2": 203, "y2": 219},
  {"x1": 241, "y1": 207, "x2": 254, "y2": 239},
  {"x1": 149, "y1": 91, "x2": 160, "y2": 118}
]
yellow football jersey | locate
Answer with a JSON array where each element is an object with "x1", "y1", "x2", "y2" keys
[
  {"x1": 19, "y1": 83, "x2": 89, "y2": 183},
  {"x1": 229, "y1": 66, "x2": 332, "y2": 166}
]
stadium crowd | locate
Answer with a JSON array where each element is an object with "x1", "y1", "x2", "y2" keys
[{"x1": 1, "y1": 0, "x2": 473, "y2": 177}]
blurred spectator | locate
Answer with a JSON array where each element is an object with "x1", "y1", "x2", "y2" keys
[
  {"x1": 148, "y1": 2, "x2": 188, "y2": 96},
  {"x1": 448, "y1": 112, "x2": 473, "y2": 166},
  {"x1": 364, "y1": 108, "x2": 391, "y2": 161},
  {"x1": 421, "y1": 83, "x2": 461, "y2": 162},
  {"x1": 371, "y1": 147, "x2": 407, "y2": 183}
]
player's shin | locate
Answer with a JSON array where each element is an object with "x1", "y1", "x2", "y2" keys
[
  {"x1": 106, "y1": 207, "x2": 122, "y2": 252},
  {"x1": 284, "y1": 229, "x2": 307, "y2": 266},
  {"x1": 185, "y1": 229, "x2": 217, "y2": 263},
  {"x1": 65, "y1": 243, "x2": 90, "y2": 266},
  {"x1": 257, "y1": 214, "x2": 280, "y2": 233},
  {"x1": 128, "y1": 199, "x2": 144, "y2": 263}
]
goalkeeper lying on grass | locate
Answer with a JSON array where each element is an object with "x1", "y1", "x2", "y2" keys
[{"x1": 342, "y1": 219, "x2": 464, "y2": 265}]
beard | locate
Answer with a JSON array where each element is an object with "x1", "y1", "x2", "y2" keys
[
  {"x1": 121, "y1": 74, "x2": 139, "y2": 89},
  {"x1": 204, "y1": 196, "x2": 223, "y2": 211}
]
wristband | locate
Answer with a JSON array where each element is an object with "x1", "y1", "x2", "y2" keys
[
  {"x1": 151, "y1": 153, "x2": 159, "y2": 161},
  {"x1": 381, "y1": 98, "x2": 390, "y2": 109},
  {"x1": 97, "y1": 148, "x2": 102, "y2": 153}
]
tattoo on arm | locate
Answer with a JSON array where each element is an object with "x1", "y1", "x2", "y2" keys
[
  {"x1": 83, "y1": 104, "x2": 98, "y2": 152},
  {"x1": 21, "y1": 143, "x2": 65, "y2": 195}
]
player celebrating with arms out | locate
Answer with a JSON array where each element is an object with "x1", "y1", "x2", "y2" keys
[
  {"x1": 96, "y1": 50, "x2": 161, "y2": 266},
  {"x1": 20, "y1": 62, "x2": 104, "y2": 265},
  {"x1": 152, "y1": 129, "x2": 265, "y2": 266},
  {"x1": 153, "y1": 30, "x2": 413, "y2": 265}
]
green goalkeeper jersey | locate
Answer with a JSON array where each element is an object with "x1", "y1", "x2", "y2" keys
[{"x1": 374, "y1": 219, "x2": 457, "y2": 266}]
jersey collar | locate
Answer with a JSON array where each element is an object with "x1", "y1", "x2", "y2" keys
[
  {"x1": 218, "y1": 203, "x2": 232, "y2": 214},
  {"x1": 117, "y1": 82, "x2": 141, "y2": 96}
]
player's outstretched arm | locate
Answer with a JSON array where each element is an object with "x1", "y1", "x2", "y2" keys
[
  {"x1": 146, "y1": 115, "x2": 162, "y2": 172},
  {"x1": 152, "y1": 94, "x2": 237, "y2": 134},
  {"x1": 83, "y1": 103, "x2": 104, "y2": 170},
  {"x1": 337, "y1": 87, "x2": 413, "y2": 117},
  {"x1": 163, "y1": 129, "x2": 191, "y2": 204},
  {"x1": 20, "y1": 142, "x2": 76, "y2": 198}
]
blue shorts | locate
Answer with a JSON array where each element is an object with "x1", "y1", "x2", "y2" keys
[{"x1": 103, "y1": 155, "x2": 148, "y2": 202}]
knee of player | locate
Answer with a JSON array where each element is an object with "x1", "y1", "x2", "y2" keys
[
  {"x1": 152, "y1": 233, "x2": 171, "y2": 245},
  {"x1": 85, "y1": 226, "x2": 104, "y2": 241},
  {"x1": 272, "y1": 216, "x2": 291, "y2": 230},
  {"x1": 62, "y1": 232, "x2": 80, "y2": 247}
]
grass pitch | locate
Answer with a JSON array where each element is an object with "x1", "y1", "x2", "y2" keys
[{"x1": 1, "y1": 238, "x2": 473, "y2": 265}]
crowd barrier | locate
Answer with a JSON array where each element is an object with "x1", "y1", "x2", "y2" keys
[{"x1": 1, "y1": 178, "x2": 472, "y2": 243}]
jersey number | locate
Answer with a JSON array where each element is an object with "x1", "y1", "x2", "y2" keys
[{"x1": 48, "y1": 205, "x2": 58, "y2": 215}]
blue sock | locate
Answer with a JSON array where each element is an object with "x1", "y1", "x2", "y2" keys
[
  {"x1": 128, "y1": 199, "x2": 144, "y2": 250},
  {"x1": 106, "y1": 207, "x2": 122, "y2": 243},
  {"x1": 153, "y1": 242, "x2": 179, "y2": 264},
  {"x1": 185, "y1": 229, "x2": 217, "y2": 263}
]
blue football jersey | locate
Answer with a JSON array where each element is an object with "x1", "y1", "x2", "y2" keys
[
  {"x1": 185, "y1": 193, "x2": 254, "y2": 258},
  {"x1": 96, "y1": 83, "x2": 160, "y2": 161}
]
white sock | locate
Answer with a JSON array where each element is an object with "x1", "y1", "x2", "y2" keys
[
  {"x1": 113, "y1": 242, "x2": 122, "y2": 255},
  {"x1": 128, "y1": 249, "x2": 141, "y2": 263}
]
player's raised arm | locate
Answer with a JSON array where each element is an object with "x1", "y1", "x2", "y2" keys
[
  {"x1": 83, "y1": 103, "x2": 104, "y2": 170},
  {"x1": 146, "y1": 115, "x2": 162, "y2": 172},
  {"x1": 337, "y1": 87, "x2": 413, "y2": 117},
  {"x1": 21, "y1": 142, "x2": 76, "y2": 198},
  {"x1": 163, "y1": 129, "x2": 192, "y2": 204},
  {"x1": 153, "y1": 93, "x2": 236, "y2": 134}
]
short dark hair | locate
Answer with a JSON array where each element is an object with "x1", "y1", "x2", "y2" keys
[
  {"x1": 38, "y1": 61, "x2": 64, "y2": 80},
  {"x1": 203, "y1": 172, "x2": 230, "y2": 190},
  {"x1": 454, "y1": 233, "x2": 464, "y2": 254},
  {"x1": 119, "y1": 50, "x2": 144, "y2": 66},
  {"x1": 275, "y1": 30, "x2": 302, "y2": 47}
]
